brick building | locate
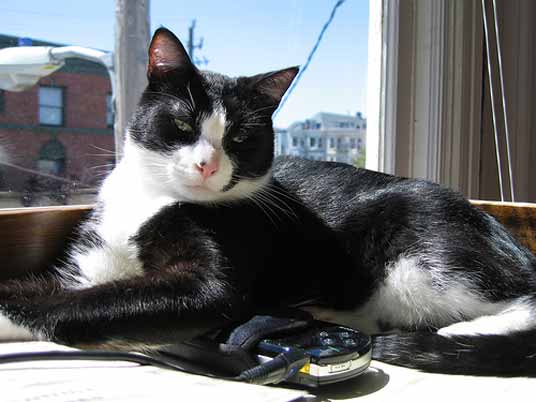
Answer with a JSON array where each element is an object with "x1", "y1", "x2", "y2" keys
[{"x1": 0, "y1": 34, "x2": 115, "y2": 206}]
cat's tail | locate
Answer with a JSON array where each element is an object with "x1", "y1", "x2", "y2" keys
[{"x1": 372, "y1": 329, "x2": 536, "y2": 377}]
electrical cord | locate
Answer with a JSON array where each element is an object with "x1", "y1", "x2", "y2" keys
[{"x1": 0, "y1": 348, "x2": 309, "y2": 386}]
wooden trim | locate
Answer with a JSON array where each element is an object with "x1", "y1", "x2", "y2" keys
[
  {"x1": 471, "y1": 200, "x2": 536, "y2": 254},
  {"x1": 0, "y1": 205, "x2": 92, "y2": 280},
  {"x1": 0, "y1": 204, "x2": 93, "y2": 216}
]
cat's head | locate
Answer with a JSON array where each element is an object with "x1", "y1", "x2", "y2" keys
[{"x1": 125, "y1": 27, "x2": 298, "y2": 203}]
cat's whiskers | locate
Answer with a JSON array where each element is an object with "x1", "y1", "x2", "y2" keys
[
  {"x1": 88, "y1": 164, "x2": 116, "y2": 170},
  {"x1": 247, "y1": 193, "x2": 278, "y2": 227},
  {"x1": 89, "y1": 145, "x2": 119, "y2": 155},
  {"x1": 242, "y1": 105, "x2": 275, "y2": 118},
  {"x1": 229, "y1": 174, "x2": 298, "y2": 222},
  {"x1": 186, "y1": 82, "x2": 196, "y2": 111},
  {"x1": 256, "y1": 189, "x2": 298, "y2": 222},
  {"x1": 143, "y1": 91, "x2": 195, "y2": 114}
]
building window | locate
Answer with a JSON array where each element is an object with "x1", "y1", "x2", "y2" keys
[
  {"x1": 106, "y1": 94, "x2": 114, "y2": 127},
  {"x1": 292, "y1": 137, "x2": 298, "y2": 147},
  {"x1": 350, "y1": 138, "x2": 357, "y2": 148},
  {"x1": 318, "y1": 138, "x2": 323, "y2": 148},
  {"x1": 39, "y1": 86, "x2": 64, "y2": 126},
  {"x1": 310, "y1": 137, "x2": 316, "y2": 147},
  {"x1": 0, "y1": 90, "x2": 5, "y2": 113},
  {"x1": 337, "y1": 138, "x2": 342, "y2": 148},
  {"x1": 329, "y1": 138, "x2": 335, "y2": 148},
  {"x1": 38, "y1": 139, "x2": 66, "y2": 175}
]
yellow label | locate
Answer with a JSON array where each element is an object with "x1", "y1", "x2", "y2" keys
[{"x1": 299, "y1": 362, "x2": 310, "y2": 374}]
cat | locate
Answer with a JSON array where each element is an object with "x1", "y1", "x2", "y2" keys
[{"x1": 0, "y1": 27, "x2": 535, "y2": 377}]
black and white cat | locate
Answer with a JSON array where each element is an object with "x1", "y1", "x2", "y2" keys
[{"x1": 1, "y1": 28, "x2": 535, "y2": 376}]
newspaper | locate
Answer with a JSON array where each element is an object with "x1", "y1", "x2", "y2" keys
[{"x1": 0, "y1": 342, "x2": 311, "y2": 402}]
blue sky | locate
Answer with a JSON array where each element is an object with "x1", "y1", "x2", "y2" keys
[{"x1": 0, "y1": 0, "x2": 369, "y2": 128}]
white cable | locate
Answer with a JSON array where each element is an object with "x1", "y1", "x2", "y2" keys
[
  {"x1": 492, "y1": 0, "x2": 515, "y2": 202},
  {"x1": 481, "y1": 0, "x2": 505, "y2": 201}
]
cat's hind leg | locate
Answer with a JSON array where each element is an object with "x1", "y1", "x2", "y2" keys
[{"x1": 437, "y1": 296, "x2": 536, "y2": 337}]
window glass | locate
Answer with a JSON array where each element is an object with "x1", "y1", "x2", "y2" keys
[
  {"x1": 0, "y1": 0, "x2": 368, "y2": 208},
  {"x1": 39, "y1": 87, "x2": 63, "y2": 126},
  {"x1": 106, "y1": 94, "x2": 114, "y2": 127}
]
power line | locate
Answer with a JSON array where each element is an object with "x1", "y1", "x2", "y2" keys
[{"x1": 274, "y1": 0, "x2": 347, "y2": 117}]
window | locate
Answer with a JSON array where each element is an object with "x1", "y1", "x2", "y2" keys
[
  {"x1": 292, "y1": 137, "x2": 298, "y2": 147},
  {"x1": 106, "y1": 94, "x2": 114, "y2": 127},
  {"x1": 318, "y1": 138, "x2": 323, "y2": 148},
  {"x1": 310, "y1": 137, "x2": 316, "y2": 147},
  {"x1": 0, "y1": 90, "x2": 5, "y2": 113},
  {"x1": 39, "y1": 87, "x2": 64, "y2": 126},
  {"x1": 329, "y1": 138, "x2": 335, "y2": 148},
  {"x1": 337, "y1": 138, "x2": 342, "y2": 148},
  {"x1": 351, "y1": 138, "x2": 357, "y2": 148},
  {"x1": 38, "y1": 139, "x2": 66, "y2": 175}
]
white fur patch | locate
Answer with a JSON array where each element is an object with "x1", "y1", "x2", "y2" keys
[
  {"x1": 200, "y1": 109, "x2": 226, "y2": 146},
  {"x1": 304, "y1": 256, "x2": 512, "y2": 335},
  {"x1": 72, "y1": 245, "x2": 144, "y2": 287},
  {"x1": 437, "y1": 298, "x2": 535, "y2": 337},
  {"x1": 355, "y1": 256, "x2": 509, "y2": 331},
  {"x1": 0, "y1": 313, "x2": 36, "y2": 341}
]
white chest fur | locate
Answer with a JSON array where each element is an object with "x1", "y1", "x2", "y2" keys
[{"x1": 71, "y1": 153, "x2": 177, "y2": 287}]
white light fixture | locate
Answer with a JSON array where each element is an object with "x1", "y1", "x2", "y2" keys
[{"x1": 0, "y1": 45, "x2": 114, "y2": 94}]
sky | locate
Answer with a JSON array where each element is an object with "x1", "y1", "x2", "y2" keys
[{"x1": 0, "y1": 0, "x2": 369, "y2": 128}]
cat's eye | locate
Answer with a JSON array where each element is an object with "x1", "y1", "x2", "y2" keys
[
  {"x1": 233, "y1": 135, "x2": 248, "y2": 143},
  {"x1": 174, "y1": 118, "x2": 193, "y2": 132}
]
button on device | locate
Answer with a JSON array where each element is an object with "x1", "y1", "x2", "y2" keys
[
  {"x1": 319, "y1": 331, "x2": 329, "y2": 338},
  {"x1": 322, "y1": 338, "x2": 335, "y2": 345},
  {"x1": 344, "y1": 339, "x2": 357, "y2": 346},
  {"x1": 339, "y1": 332, "x2": 351, "y2": 338}
]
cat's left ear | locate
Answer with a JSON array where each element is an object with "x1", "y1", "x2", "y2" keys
[
  {"x1": 147, "y1": 27, "x2": 196, "y2": 81},
  {"x1": 249, "y1": 67, "x2": 299, "y2": 104}
]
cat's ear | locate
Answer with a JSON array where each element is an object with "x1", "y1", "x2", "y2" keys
[
  {"x1": 147, "y1": 27, "x2": 195, "y2": 81},
  {"x1": 249, "y1": 67, "x2": 299, "y2": 104}
]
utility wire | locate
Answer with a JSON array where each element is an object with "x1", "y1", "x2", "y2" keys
[{"x1": 274, "y1": 0, "x2": 347, "y2": 117}]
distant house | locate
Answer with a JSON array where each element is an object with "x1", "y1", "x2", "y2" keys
[
  {"x1": 0, "y1": 34, "x2": 114, "y2": 204},
  {"x1": 275, "y1": 112, "x2": 366, "y2": 165}
]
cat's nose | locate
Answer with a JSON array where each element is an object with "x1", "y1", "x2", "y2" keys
[{"x1": 195, "y1": 158, "x2": 219, "y2": 179}]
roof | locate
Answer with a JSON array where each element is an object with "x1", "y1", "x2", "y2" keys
[
  {"x1": 312, "y1": 112, "x2": 366, "y2": 123},
  {"x1": 0, "y1": 34, "x2": 109, "y2": 77}
]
